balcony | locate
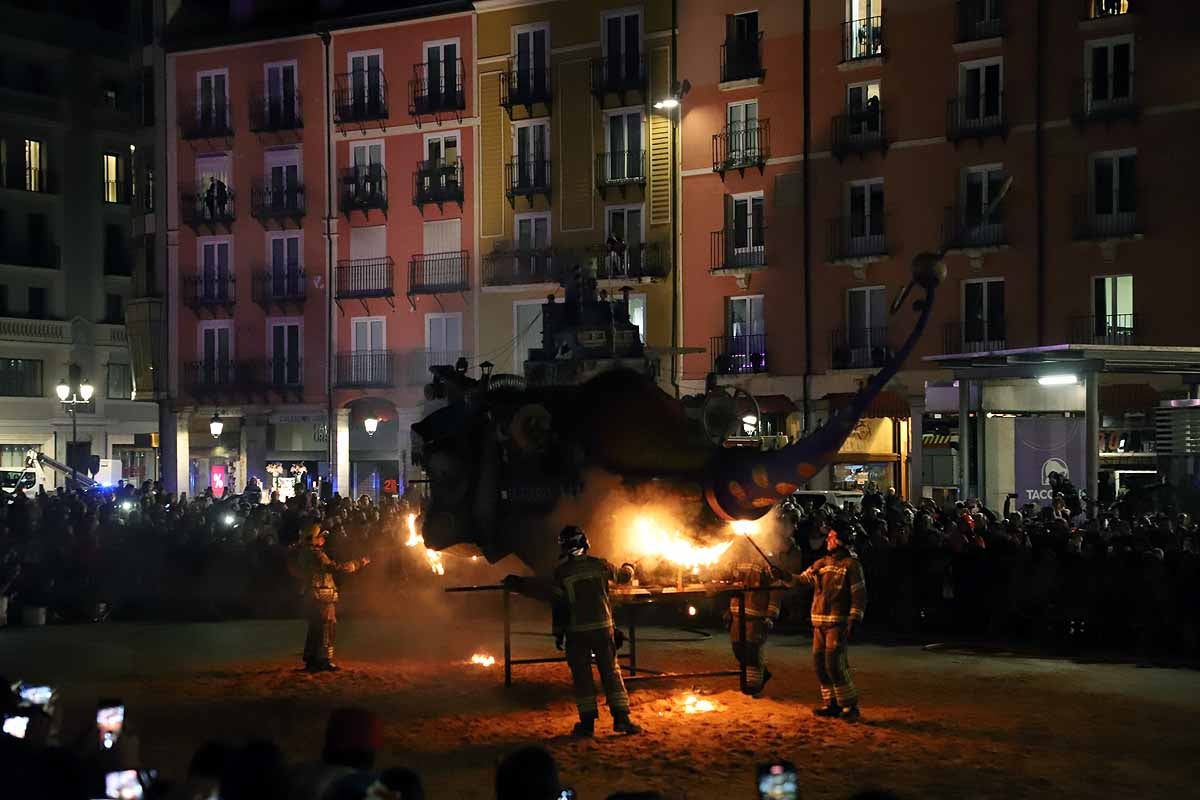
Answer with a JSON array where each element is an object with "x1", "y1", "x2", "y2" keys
[
  {"x1": 267, "y1": 357, "x2": 303, "y2": 397},
  {"x1": 830, "y1": 327, "x2": 891, "y2": 370},
  {"x1": 943, "y1": 320, "x2": 1007, "y2": 354},
  {"x1": 721, "y1": 33, "x2": 764, "y2": 84},
  {"x1": 0, "y1": 357, "x2": 43, "y2": 397},
  {"x1": 1073, "y1": 193, "x2": 1144, "y2": 241},
  {"x1": 831, "y1": 107, "x2": 886, "y2": 160},
  {"x1": 947, "y1": 92, "x2": 1007, "y2": 142},
  {"x1": 941, "y1": 204, "x2": 1007, "y2": 251},
  {"x1": 336, "y1": 351, "x2": 398, "y2": 388},
  {"x1": 250, "y1": 184, "x2": 305, "y2": 227},
  {"x1": 334, "y1": 69, "x2": 389, "y2": 126},
  {"x1": 409, "y1": 251, "x2": 470, "y2": 295},
  {"x1": 183, "y1": 274, "x2": 235, "y2": 316},
  {"x1": 712, "y1": 121, "x2": 770, "y2": 178},
  {"x1": 956, "y1": 0, "x2": 1004, "y2": 43},
  {"x1": 1085, "y1": 0, "x2": 1131, "y2": 20},
  {"x1": 827, "y1": 215, "x2": 888, "y2": 263},
  {"x1": 2, "y1": 166, "x2": 57, "y2": 193},
  {"x1": 506, "y1": 158, "x2": 552, "y2": 206},
  {"x1": 711, "y1": 334, "x2": 768, "y2": 376},
  {"x1": 184, "y1": 360, "x2": 264, "y2": 399},
  {"x1": 249, "y1": 87, "x2": 302, "y2": 133},
  {"x1": 1073, "y1": 74, "x2": 1138, "y2": 125},
  {"x1": 483, "y1": 247, "x2": 557, "y2": 287},
  {"x1": 178, "y1": 98, "x2": 232, "y2": 140},
  {"x1": 595, "y1": 150, "x2": 645, "y2": 197},
  {"x1": 842, "y1": 16, "x2": 884, "y2": 63},
  {"x1": 340, "y1": 166, "x2": 388, "y2": 217},
  {"x1": 335, "y1": 257, "x2": 394, "y2": 300},
  {"x1": 710, "y1": 228, "x2": 767, "y2": 274},
  {"x1": 407, "y1": 349, "x2": 471, "y2": 386},
  {"x1": 1070, "y1": 314, "x2": 1140, "y2": 346},
  {"x1": 589, "y1": 54, "x2": 646, "y2": 104},
  {"x1": 0, "y1": 242, "x2": 59, "y2": 269},
  {"x1": 253, "y1": 266, "x2": 306, "y2": 312},
  {"x1": 180, "y1": 183, "x2": 236, "y2": 230},
  {"x1": 409, "y1": 60, "x2": 466, "y2": 118},
  {"x1": 501, "y1": 63, "x2": 552, "y2": 117},
  {"x1": 413, "y1": 158, "x2": 464, "y2": 210},
  {"x1": 592, "y1": 241, "x2": 667, "y2": 281}
]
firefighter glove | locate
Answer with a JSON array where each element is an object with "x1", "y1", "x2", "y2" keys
[
  {"x1": 770, "y1": 565, "x2": 791, "y2": 583},
  {"x1": 554, "y1": 632, "x2": 565, "y2": 651}
]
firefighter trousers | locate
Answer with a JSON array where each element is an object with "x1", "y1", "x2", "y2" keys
[
  {"x1": 729, "y1": 619, "x2": 769, "y2": 693},
  {"x1": 812, "y1": 624, "x2": 857, "y2": 708},
  {"x1": 564, "y1": 627, "x2": 629, "y2": 720},
  {"x1": 304, "y1": 600, "x2": 337, "y2": 666}
]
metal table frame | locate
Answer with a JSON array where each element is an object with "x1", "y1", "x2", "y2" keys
[{"x1": 447, "y1": 584, "x2": 751, "y2": 690}]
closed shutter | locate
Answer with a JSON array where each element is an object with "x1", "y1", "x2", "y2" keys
[{"x1": 648, "y1": 46, "x2": 671, "y2": 226}]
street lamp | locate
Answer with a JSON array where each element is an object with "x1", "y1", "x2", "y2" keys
[
  {"x1": 363, "y1": 417, "x2": 380, "y2": 436},
  {"x1": 653, "y1": 79, "x2": 689, "y2": 111},
  {"x1": 209, "y1": 412, "x2": 224, "y2": 438},
  {"x1": 56, "y1": 372, "x2": 94, "y2": 482}
]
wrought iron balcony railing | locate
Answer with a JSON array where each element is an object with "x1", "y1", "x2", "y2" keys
[
  {"x1": 334, "y1": 69, "x2": 389, "y2": 124},
  {"x1": 183, "y1": 275, "x2": 235, "y2": 311},
  {"x1": 947, "y1": 91, "x2": 1007, "y2": 141},
  {"x1": 253, "y1": 266, "x2": 306, "y2": 309},
  {"x1": 943, "y1": 320, "x2": 1007, "y2": 354},
  {"x1": 831, "y1": 107, "x2": 885, "y2": 159},
  {"x1": 335, "y1": 351, "x2": 397, "y2": 388},
  {"x1": 409, "y1": 251, "x2": 470, "y2": 295},
  {"x1": 590, "y1": 54, "x2": 646, "y2": 99},
  {"x1": 335, "y1": 257, "x2": 394, "y2": 299},
  {"x1": 1073, "y1": 73, "x2": 1138, "y2": 123},
  {"x1": 103, "y1": 179, "x2": 133, "y2": 204},
  {"x1": 1073, "y1": 192, "x2": 1143, "y2": 240},
  {"x1": 250, "y1": 184, "x2": 305, "y2": 222},
  {"x1": 941, "y1": 204, "x2": 1007, "y2": 250},
  {"x1": 592, "y1": 241, "x2": 667, "y2": 280},
  {"x1": 483, "y1": 248, "x2": 557, "y2": 286},
  {"x1": 957, "y1": 0, "x2": 1004, "y2": 42},
  {"x1": 831, "y1": 327, "x2": 891, "y2": 370},
  {"x1": 178, "y1": 97, "x2": 232, "y2": 139},
  {"x1": 596, "y1": 150, "x2": 646, "y2": 188},
  {"x1": 721, "y1": 33, "x2": 764, "y2": 83},
  {"x1": 0, "y1": 242, "x2": 60, "y2": 269},
  {"x1": 842, "y1": 16, "x2": 884, "y2": 62},
  {"x1": 1070, "y1": 314, "x2": 1140, "y2": 346},
  {"x1": 267, "y1": 356, "x2": 303, "y2": 390},
  {"x1": 181, "y1": 183, "x2": 236, "y2": 228},
  {"x1": 712, "y1": 121, "x2": 770, "y2": 175},
  {"x1": 249, "y1": 86, "x2": 302, "y2": 132},
  {"x1": 710, "y1": 228, "x2": 767, "y2": 272},
  {"x1": 506, "y1": 158, "x2": 552, "y2": 201},
  {"x1": 711, "y1": 334, "x2": 768, "y2": 375},
  {"x1": 340, "y1": 166, "x2": 388, "y2": 215},
  {"x1": 410, "y1": 59, "x2": 466, "y2": 116},
  {"x1": 501, "y1": 64, "x2": 551, "y2": 111},
  {"x1": 185, "y1": 360, "x2": 263, "y2": 395},
  {"x1": 413, "y1": 157, "x2": 464, "y2": 208},
  {"x1": 1085, "y1": 0, "x2": 1131, "y2": 20},
  {"x1": 827, "y1": 215, "x2": 888, "y2": 262},
  {"x1": 2, "y1": 166, "x2": 56, "y2": 193}
]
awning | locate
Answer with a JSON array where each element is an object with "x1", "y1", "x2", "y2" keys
[
  {"x1": 825, "y1": 390, "x2": 910, "y2": 419},
  {"x1": 740, "y1": 394, "x2": 799, "y2": 415},
  {"x1": 922, "y1": 433, "x2": 955, "y2": 448},
  {"x1": 1100, "y1": 383, "x2": 1160, "y2": 415}
]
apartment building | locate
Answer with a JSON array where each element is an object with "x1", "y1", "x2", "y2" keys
[
  {"x1": 161, "y1": 0, "x2": 475, "y2": 499},
  {"x1": 0, "y1": 0, "x2": 157, "y2": 484},
  {"x1": 474, "y1": 0, "x2": 675, "y2": 383},
  {"x1": 679, "y1": 0, "x2": 1200, "y2": 505}
]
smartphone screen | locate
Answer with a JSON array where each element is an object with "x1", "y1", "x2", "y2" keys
[
  {"x1": 105, "y1": 770, "x2": 143, "y2": 800},
  {"x1": 757, "y1": 761, "x2": 798, "y2": 800},
  {"x1": 97, "y1": 704, "x2": 125, "y2": 750},
  {"x1": 2, "y1": 715, "x2": 29, "y2": 739},
  {"x1": 18, "y1": 684, "x2": 55, "y2": 710},
  {"x1": 557, "y1": 791, "x2": 575, "y2": 800}
]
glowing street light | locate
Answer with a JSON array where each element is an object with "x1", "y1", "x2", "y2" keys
[
  {"x1": 363, "y1": 416, "x2": 380, "y2": 436},
  {"x1": 209, "y1": 413, "x2": 224, "y2": 438},
  {"x1": 1037, "y1": 374, "x2": 1078, "y2": 386}
]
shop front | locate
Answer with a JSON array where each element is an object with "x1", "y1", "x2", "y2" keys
[{"x1": 819, "y1": 390, "x2": 912, "y2": 498}]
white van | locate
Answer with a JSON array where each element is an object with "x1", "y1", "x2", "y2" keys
[{"x1": 789, "y1": 490, "x2": 864, "y2": 513}]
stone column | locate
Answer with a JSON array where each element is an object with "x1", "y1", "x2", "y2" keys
[
  {"x1": 241, "y1": 414, "x2": 269, "y2": 496},
  {"x1": 958, "y1": 377, "x2": 971, "y2": 500},
  {"x1": 164, "y1": 409, "x2": 190, "y2": 497},
  {"x1": 336, "y1": 408, "x2": 351, "y2": 497},
  {"x1": 908, "y1": 393, "x2": 925, "y2": 502}
]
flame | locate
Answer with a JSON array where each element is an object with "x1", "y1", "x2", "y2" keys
[
  {"x1": 681, "y1": 694, "x2": 717, "y2": 714},
  {"x1": 628, "y1": 515, "x2": 732, "y2": 569},
  {"x1": 469, "y1": 653, "x2": 496, "y2": 667},
  {"x1": 406, "y1": 513, "x2": 446, "y2": 575},
  {"x1": 730, "y1": 519, "x2": 761, "y2": 536}
]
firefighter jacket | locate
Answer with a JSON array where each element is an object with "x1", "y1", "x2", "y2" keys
[
  {"x1": 728, "y1": 563, "x2": 784, "y2": 641},
  {"x1": 792, "y1": 548, "x2": 867, "y2": 626},
  {"x1": 553, "y1": 555, "x2": 616, "y2": 635},
  {"x1": 288, "y1": 545, "x2": 363, "y2": 603}
]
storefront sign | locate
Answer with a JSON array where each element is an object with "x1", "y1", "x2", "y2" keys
[
  {"x1": 210, "y1": 465, "x2": 227, "y2": 498},
  {"x1": 1014, "y1": 418, "x2": 1086, "y2": 505}
]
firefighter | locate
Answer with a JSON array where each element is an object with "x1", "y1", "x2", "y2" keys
[
  {"x1": 288, "y1": 524, "x2": 370, "y2": 672},
  {"x1": 726, "y1": 562, "x2": 784, "y2": 696},
  {"x1": 552, "y1": 525, "x2": 642, "y2": 737},
  {"x1": 784, "y1": 522, "x2": 867, "y2": 721}
]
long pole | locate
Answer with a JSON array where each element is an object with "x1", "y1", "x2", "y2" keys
[
  {"x1": 801, "y1": 0, "x2": 813, "y2": 438},
  {"x1": 320, "y1": 30, "x2": 335, "y2": 496},
  {"x1": 70, "y1": 404, "x2": 77, "y2": 484},
  {"x1": 669, "y1": 0, "x2": 681, "y2": 398}
]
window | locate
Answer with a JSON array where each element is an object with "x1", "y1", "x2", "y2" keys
[
  {"x1": 105, "y1": 224, "x2": 128, "y2": 275},
  {"x1": 513, "y1": 121, "x2": 548, "y2": 188},
  {"x1": 603, "y1": 9, "x2": 642, "y2": 84},
  {"x1": 105, "y1": 292, "x2": 124, "y2": 323},
  {"x1": 514, "y1": 212, "x2": 551, "y2": 280},
  {"x1": 197, "y1": 70, "x2": 228, "y2": 131},
  {"x1": 348, "y1": 50, "x2": 384, "y2": 117},
  {"x1": 513, "y1": 300, "x2": 545, "y2": 373},
  {"x1": 1090, "y1": 150, "x2": 1137, "y2": 217},
  {"x1": 114, "y1": 445, "x2": 157, "y2": 482},
  {"x1": 604, "y1": 205, "x2": 643, "y2": 276},
  {"x1": 200, "y1": 239, "x2": 232, "y2": 301},
  {"x1": 723, "y1": 193, "x2": 765, "y2": 267},
  {"x1": 195, "y1": 155, "x2": 231, "y2": 219},
  {"x1": 1087, "y1": 37, "x2": 1133, "y2": 109},
  {"x1": 264, "y1": 61, "x2": 298, "y2": 127},
  {"x1": 27, "y1": 287, "x2": 46, "y2": 319},
  {"x1": 422, "y1": 39, "x2": 461, "y2": 109},
  {"x1": 960, "y1": 58, "x2": 1002, "y2": 123},
  {"x1": 846, "y1": 286, "x2": 887, "y2": 364},
  {"x1": 103, "y1": 153, "x2": 122, "y2": 203},
  {"x1": 726, "y1": 100, "x2": 759, "y2": 164},
  {"x1": 723, "y1": 12, "x2": 761, "y2": 82},
  {"x1": 847, "y1": 82, "x2": 880, "y2": 136},
  {"x1": 962, "y1": 278, "x2": 1004, "y2": 345},
  {"x1": 422, "y1": 131, "x2": 460, "y2": 191},
  {"x1": 962, "y1": 164, "x2": 1005, "y2": 237},
  {"x1": 1093, "y1": 275, "x2": 1134, "y2": 340},
  {"x1": 847, "y1": 179, "x2": 884, "y2": 251},
  {"x1": 199, "y1": 322, "x2": 233, "y2": 384},
  {"x1": 425, "y1": 312, "x2": 463, "y2": 357},
  {"x1": 0, "y1": 358, "x2": 42, "y2": 397},
  {"x1": 265, "y1": 148, "x2": 300, "y2": 210},
  {"x1": 106, "y1": 362, "x2": 133, "y2": 400},
  {"x1": 351, "y1": 316, "x2": 386, "y2": 383},
  {"x1": 350, "y1": 141, "x2": 384, "y2": 199},
  {"x1": 512, "y1": 23, "x2": 549, "y2": 99},
  {"x1": 24, "y1": 139, "x2": 43, "y2": 192},
  {"x1": 1089, "y1": 0, "x2": 1129, "y2": 19},
  {"x1": 268, "y1": 233, "x2": 301, "y2": 297},
  {"x1": 0, "y1": 444, "x2": 39, "y2": 467},
  {"x1": 604, "y1": 110, "x2": 642, "y2": 181},
  {"x1": 845, "y1": 0, "x2": 884, "y2": 60},
  {"x1": 101, "y1": 83, "x2": 120, "y2": 110},
  {"x1": 725, "y1": 295, "x2": 765, "y2": 372},
  {"x1": 627, "y1": 293, "x2": 646, "y2": 344},
  {"x1": 269, "y1": 319, "x2": 302, "y2": 386}
]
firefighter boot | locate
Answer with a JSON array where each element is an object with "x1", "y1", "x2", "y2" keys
[
  {"x1": 572, "y1": 713, "x2": 597, "y2": 738},
  {"x1": 612, "y1": 712, "x2": 642, "y2": 735},
  {"x1": 812, "y1": 701, "x2": 842, "y2": 718},
  {"x1": 320, "y1": 619, "x2": 340, "y2": 671},
  {"x1": 840, "y1": 705, "x2": 861, "y2": 723},
  {"x1": 751, "y1": 669, "x2": 774, "y2": 698}
]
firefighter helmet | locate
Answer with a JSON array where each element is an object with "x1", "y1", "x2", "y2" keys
[
  {"x1": 559, "y1": 525, "x2": 589, "y2": 556},
  {"x1": 303, "y1": 524, "x2": 325, "y2": 543}
]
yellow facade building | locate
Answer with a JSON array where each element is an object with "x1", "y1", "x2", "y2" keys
[{"x1": 473, "y1": 0, "x2": 675, "y2": 380}]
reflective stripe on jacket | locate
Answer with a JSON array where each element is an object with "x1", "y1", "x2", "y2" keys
[
  {"x1": 794, "y1": 549, "x2": 867, "y2": 625},
  {"x1": 553, "y1": 555, "x2": 615, "y2": 634}
]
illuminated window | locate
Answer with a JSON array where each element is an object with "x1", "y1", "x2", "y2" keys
[{"x1": 103, "y1": 153, "x2": 120, "y2": 203}]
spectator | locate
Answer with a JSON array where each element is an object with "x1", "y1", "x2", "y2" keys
[
  {"x1": 495, "y1": 746, "x2": 561, "y2": 800},
  {"x1": 221, "y1": 739, "x2": 289, "y2": 800},
  {"x1": 289, "y1": 708, "x2": 381, "y2": 800}
]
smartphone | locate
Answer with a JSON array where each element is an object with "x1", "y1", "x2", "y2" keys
[
  {"x1": 18, "y1": 683, "x2": 55, "y2": 711},
  {"x1": 97, "y1": 701, "x2": 125, "y2": 750},
  {"x1": 757, "y1": 760, "x2": 798, "y2": 800},
  {"x1": 104, "y1": 770, "x2": 143, "y2": 800},
  {"x1": 2, "y1": 715, "x2": 29, "y2": 739},
  {"x1": 558, "y1": 791, "x2": 575, "y2": 800}
]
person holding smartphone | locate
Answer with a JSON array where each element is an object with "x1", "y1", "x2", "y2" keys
[{"x1": 288, "y1": 524, "x2": 370, "y2": 672}]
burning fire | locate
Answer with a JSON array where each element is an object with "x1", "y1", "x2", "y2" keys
[
  {"x1": 406, "y1": 513, "x2": 446, "y2": 575},
  {"x1": 627, "y1": 515, "x2": 732, "y2": 570},
  {"x1": 729, "y1": 519, "x2": 762, "y2": 536},
  {"x1": 681, "y1": 694, "x2": 717, "y2": 714},
  {"x1": 469, "y1": 653, "x2": 496, "y2": 668}
]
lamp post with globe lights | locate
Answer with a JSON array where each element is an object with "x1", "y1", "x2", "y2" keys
[{"x1": 56, "y1": 371, "x2": 94, "y2": 483}]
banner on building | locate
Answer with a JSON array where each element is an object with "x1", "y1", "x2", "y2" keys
[{"x1": 1014, "y1": 417, "x2": 1086, "y2": 505}]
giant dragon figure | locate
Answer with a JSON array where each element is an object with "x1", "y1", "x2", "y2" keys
[{"x1": 411, "y1": 255, "x2": 946, "y2": 573}]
